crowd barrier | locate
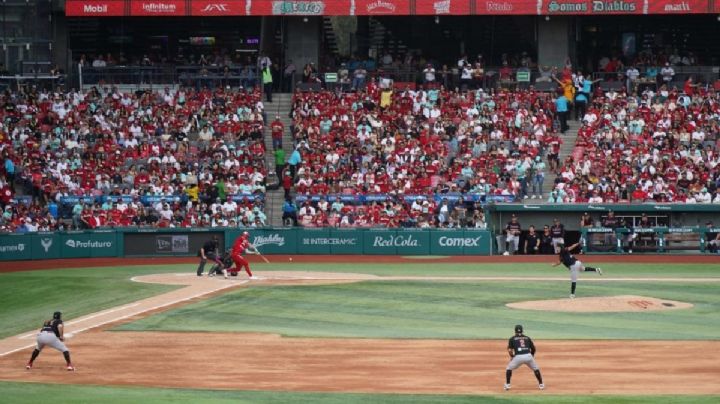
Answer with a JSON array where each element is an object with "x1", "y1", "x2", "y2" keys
[{"x1": 0, "y1": 228, "x2": 493, "y2": 261}]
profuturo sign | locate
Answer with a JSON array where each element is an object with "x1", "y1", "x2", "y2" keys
[{"x1": 65, "y1": 239, "x2": 113, "y2": 248}]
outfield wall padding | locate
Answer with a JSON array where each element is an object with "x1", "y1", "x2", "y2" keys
[{"x1": 0, "y1": 228, "x2": 494, "y2": 260}]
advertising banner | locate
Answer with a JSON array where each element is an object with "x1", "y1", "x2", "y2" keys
[
  {"x1": 646, "y1": 0, "x2": 711, "y2": 13},
  {"x1": 462, "y1": 229, "x2": 493, "y2": 254},
  {"x1": 297, "y1": 228, "x2": 332, "y2": 254},
  {"x1": 328, "y1": 229, "x2": 364, "y2": 254},
  {"x1": 60, "y1": 231, "x2": 118, "y2": 258},
  {"x1": 66, "y1": 0, "x2": 126, "y2": 16},
  {"x1": 475, "y1": 0, "x2": 537, "y2": 14},
  {"x1": 249, "y1": 228, "x2": 297, "y2": 254},
  {"x1": 124, "y1": 230, "x2": 222, "y2": 256},
  {"x1": 396, "y1": 229, "x2": 430, "y2": 255},
  {"x1": 0, "y1": 234, "x2": 33, "y2": 261},
  {"x1": 250, "y1": 0, "x2": 350, "y2": 15},
  {"x1": 363, "y1": 228, "x2": 427, "y2": 254},
  {"x1": 130, "y1": 0, "x2": 186, "y2": 16},
  {"x1": 190, "y1": 0, "x2": 247, "y2": 15},
  {"x1": 416, "y1": 0, "x2": 472, "y2": 14},
  {"x1": 355, "y1": 0, "x2": 411, "y2": 15},
  {"x1": 69, "y1": 0, "x2": 714, "y2": 16},
  {"x1": 33, "y1": 232, "x2": 61, "y2": 260},
  {"x1": 430, "y1": 229, "x2": 467, "y2": 255}
]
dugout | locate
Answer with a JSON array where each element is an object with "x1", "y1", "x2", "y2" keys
[{"x1": 488, "y1": 203, "x2": 720, "y2": 255}]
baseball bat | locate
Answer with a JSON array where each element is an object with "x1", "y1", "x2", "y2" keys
[{"x1": 252, "y1": 247, "x2": 270, "y2": 263}]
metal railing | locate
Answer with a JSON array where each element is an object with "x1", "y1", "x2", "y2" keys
[{"x1": 78, "y1": 65, "x2": 261, "y2": 90}]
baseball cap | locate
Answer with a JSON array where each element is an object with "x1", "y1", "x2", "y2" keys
[{"x1": 514, "y1": 325, "x2": 523, "y2": 334}]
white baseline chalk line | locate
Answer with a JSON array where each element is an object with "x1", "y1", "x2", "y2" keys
[{"x1": 0, "y1": 280, "x2": 247, "y2": 357}]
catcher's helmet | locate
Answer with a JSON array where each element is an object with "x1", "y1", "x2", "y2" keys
[
  {"x1": 53, "y1": 311, "x2": 62, "y2": 320},
  {"x1": 514, "y1": 324, "x2": 523, "y2": 334}
]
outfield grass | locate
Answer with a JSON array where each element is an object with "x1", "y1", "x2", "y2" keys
[
  {"x1": 0, "y1": 266, "x2": 182, "y2": 339},
  {"x1": 258, "y1": 262, "x2": 720, "y2": 278},
  {"x1": 116, "y1": 279, "x2": 720, "y2": 340},
  {"x1": 2, "y1": 262, "x2": 718, "y2": 339},
  {"x1": 0, "y1": 382, "x2": 716, "y2": 404}
]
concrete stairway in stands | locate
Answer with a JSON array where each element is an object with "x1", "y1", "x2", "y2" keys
[
  {"x1": 525, "y1": 119, "x2": 581, "y2": 203},
  {"x1": 262, "y1": 93, "x2": 295, "y2": 226}
]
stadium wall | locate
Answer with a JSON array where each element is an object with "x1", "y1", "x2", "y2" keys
[{"x1": 0, "y1": 228, "x2": 494, "y2": 260}]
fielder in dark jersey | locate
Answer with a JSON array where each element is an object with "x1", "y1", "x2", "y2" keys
[
  {"x1": 550, "y1": 219, "x2": 565, "y2": 253},
  {"x1": 504, "y1": 324, "x2": 544, "y2": 391},
  {"x1": 552, "y1": 242, "x2": 603, "y2": 298},
  {"x1": 26, "y1": 311, "x2": 74, "y2": 371}
]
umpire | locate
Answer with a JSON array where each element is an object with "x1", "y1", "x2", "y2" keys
[{"x1": 197, "y1": 235, "x2": 222, "y2": 276}]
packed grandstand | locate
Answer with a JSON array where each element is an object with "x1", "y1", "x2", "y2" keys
[{"x1": 1, "y1": 62, "x2": 719, "y2": 232}]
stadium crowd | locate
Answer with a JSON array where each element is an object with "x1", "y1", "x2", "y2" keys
[
  {"x1": 548, "y1": 82, "x2": 720, "y2": 203},
  {"x1": 281, "y1": 84, "x2": 561, "y2": 228},
  {"x1": 0, "y1": 85, "x2": 269, "y2": 233}
]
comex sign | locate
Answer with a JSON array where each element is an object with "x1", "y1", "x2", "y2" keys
[{"x1": 438, "y1": 236, "x2": 482, "y2": 247}]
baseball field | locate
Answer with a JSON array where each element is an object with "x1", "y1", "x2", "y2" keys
[{"x1": 0, "y1": 255, "x2": 719, "y2": 403}]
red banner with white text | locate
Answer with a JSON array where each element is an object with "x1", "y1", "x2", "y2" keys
[
  {"x1": 415, "y1": 0, "x2": 472, "y2": 15},
  {"x1": 354, "y1": 0, "x2": 411, "y2": 15},
  {"x1": 130, "y1": 0, "x2": 186, "y2": 16},
  {"x1": 66, "y1": 0, "x2": 125, "y2": 16},
  {"x1": 66, "y1": 0, "x2": 715, "y2": 16},
  {"x1": 190, "y1": 0, "x2": 247, "y2": 16},
  {"x1": 248, "y1": 0, "x2": 350, "y2": 15}
]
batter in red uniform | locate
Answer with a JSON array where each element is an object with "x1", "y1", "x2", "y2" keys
[{"x1": 230, "y1": 232, "x2": 257, "y2": 279}]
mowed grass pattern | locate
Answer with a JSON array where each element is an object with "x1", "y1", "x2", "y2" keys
[
  {"x1": 0, "y1": 266, "x2": 182, "y2": 339},
  {"x1": 116, "y1": 280, "x2": 720, "y2": 340},
  {"x1": 0, "y1": 382, "x2": 717, "y2": 404}
]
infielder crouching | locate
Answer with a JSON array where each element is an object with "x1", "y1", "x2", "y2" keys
[
  {"x1": 26, "y1": 311, "x2": 74, "y2": 371},
  {"x1": 505, "y1": 324, "x2": 543, "y2": 391}
]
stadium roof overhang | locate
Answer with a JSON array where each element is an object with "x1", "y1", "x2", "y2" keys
[{"x1": 66, "y1": 0, "x2": 720, "y2": 17}]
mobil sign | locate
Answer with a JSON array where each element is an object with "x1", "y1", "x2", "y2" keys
[{"x1": 66, "y1": 1, "x2": 125, "y2": 16}]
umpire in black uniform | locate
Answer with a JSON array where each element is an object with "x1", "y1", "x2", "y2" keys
[{"x1": 197, "y1": 235, "x2": 222, "y2": 276}]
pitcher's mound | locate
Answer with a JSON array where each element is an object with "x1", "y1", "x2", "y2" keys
[{"x1": 507, "y1": 295, "x2": 693, "y2": 312}]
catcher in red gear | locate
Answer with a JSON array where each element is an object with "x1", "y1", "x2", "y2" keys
[{"x1": 229, "y1": 231, "x2": 258, "y2": 279}]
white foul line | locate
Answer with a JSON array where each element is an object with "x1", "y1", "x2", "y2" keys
[{"x1": 0, "y1": 280, "x2": 248, "y2": 357}]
